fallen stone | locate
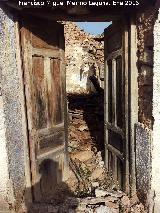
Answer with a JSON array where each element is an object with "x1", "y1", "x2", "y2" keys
[
  {"x1": 90, "y1": 167, "x2": 104, "y2": 180},
  {"x1": 71, "y1": 150, "x2": 93, "y2": 162},
  {"x1": 98, "y1": 161, "x2": 105, "y2": 168},
  {"x1": 112, "y1": 184, "x2": 119, "y2": 191},
  {"x1": 121, "y1": 195, "x2": 131, "y2": 207},
  {"x1": 130, "y1": 194, "x2": 140, "y2": 206},
  {"x1": 95, "y1": 189, "x2": 108, "y2": 197},
  {"x1": 96, "y1": 205, "x2": 119, "y2": 213},
  {"x1": 105, "y1": 196, "x2": 119, "y2": 203},
  {"x1": 130, "y1": 203, "x2": 146, "y2": 213},
  {"x1": 106, "y1": 201, "x2": 119, "y2": 209},
  {"x1": 78, "y1": 124, "x2": 88, "y2": 131},
  {"x1": 107, "y1": 190, "x2": 124, "y2": 198},
  {"x1": 92, "y1": 181, "x2": 99, "y2": 188}
]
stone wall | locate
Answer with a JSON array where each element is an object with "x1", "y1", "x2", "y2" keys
[
  {"x1": 64, "y1": 22, "x2": 104, "y2": 94},
  {"x1": 136, "y1": 7, "x2": 160, "y2": 212},
  {"x1": 137, "y1": 7, "x2": 158, "y2": 129}
]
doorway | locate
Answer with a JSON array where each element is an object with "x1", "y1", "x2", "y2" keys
[
  {"x1": 20, "y1": 16, "x2": 136, "y2": 204},
  {"x1": 65, "y1": 20, "x2": 130, "y2": 196}
]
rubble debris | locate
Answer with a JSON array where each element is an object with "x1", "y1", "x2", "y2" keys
[
  {"x1": 53, "y1": 91, "x2": 147, "y2": 213},
  {"x1": 67, "y1": 93, "x2": 104, "y2": 152},
  {"x1": 29, "y1": 193, "x2": 147, "y2": 213},
  {"x1": 95, "y1": 189, "x2": 110, "y2": 198},
  {"x1": 28, "y1": 22, "x2": 146, "y2": 213},
  {"x1": 28, "y1": 56, "x2": 146, "y2": 213}
]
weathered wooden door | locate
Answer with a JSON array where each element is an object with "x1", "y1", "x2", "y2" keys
[
  {"x1": 104, "y1": 20, "x2": 129, "y2": 192},
  {"x1": 20, "y1": 16, "x2": 67, "y2": 202}
]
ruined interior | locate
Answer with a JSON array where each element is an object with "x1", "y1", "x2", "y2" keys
[
  {"x1": 23, "y1": 17, "x2": 140, "y2": 211},
  {"x1": 66, "y1": 21, "x2": 106, "y2": 190},
  {"x1": 0, "y1": 0, "x2": 160, "y2": 212},
  {"x1": 23, "y1": 17, "x2": 150, "y2": 211},
  {"x1": 63, "y1": 20, "x2": 137, "y2": 211}
]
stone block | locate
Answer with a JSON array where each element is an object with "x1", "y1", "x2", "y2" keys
[
  {"x1": 143, "y1": 49, "x2": 153, "y2": 65},
  {"x1": 138, "y1": 85, "x2": 152, "y2": 99},
  {"x1": 139, "y1": 65, "x2": 153, "y2": 86},
  {"x1": 144, "y1": 31, "x2": 154, "y2": 47}
]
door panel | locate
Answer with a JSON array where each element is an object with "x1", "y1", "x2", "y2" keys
[
  {"x1": 104, "y1": 21, "x2": 129, "y2": 192},
  {"x1": 20, "y1": 16, "x2": 67, "y2": 202}
]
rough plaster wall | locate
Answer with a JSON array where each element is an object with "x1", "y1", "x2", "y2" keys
[
  {"x1": 0, "y1": 6, "x2": 27, "y2": 210},
  {"x1": 135, "y1": 123, "x2": 152, "y2": 208},
  {"x1": 152, "y1": 8, "x2": 160, "y2": 213},
  {"x1": 0, "y1": 95, "x2": 14, "y2": 210},
  {"x1": 66, "y1": 43, "x2": 92, "y2": 93}
]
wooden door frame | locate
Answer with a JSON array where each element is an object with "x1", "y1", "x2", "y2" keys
[
  {"x1": 16, "y1": 19, "x2": 33, "y2": 205},
  {"x1": 128, "y1": 16, "x2": 138, "y2": 196},
  {"x1": 104, "y1": 17, "x2": 138, "y2": 195}
]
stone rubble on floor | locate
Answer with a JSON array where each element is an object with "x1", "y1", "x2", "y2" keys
[
  {"x1": 30, "y1": 192, "x2": 146, "y2": 213},
  {"x1": 28, "y1": 93, "x2": 147, "y2": 212}
]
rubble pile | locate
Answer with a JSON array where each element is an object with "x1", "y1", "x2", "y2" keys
[
  {"x1": 62, "y1": 94, "x2": 145, "y2": 212},
  {"x1": 49, "y1": 22, "x2": 147, "y2": 213},
  {"x1": 64, "y1": 22, "x2": 104, "y2": 93},
  {"x1": 30, "y1": 193, "x2": 146, "y2": 213},
  {"x1": 68, "y1": 93, "x2": 104, "y2": 152},
  {"x1": 28, "y1": 24, "x2": 146, "y2": 213},
  {"x1": 66, "y1": 92, "x2": 112, "y2": 193}
]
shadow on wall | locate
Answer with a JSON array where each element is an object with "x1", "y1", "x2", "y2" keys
[
  {"x1": 23, "y1": 159, "x2": 78, "y2": 213},
  {"x1": 86, "y1": 64, "x2": 96, "y2": 92},
  {"x1": 80, "y1": 63, "x2": 101, "y2": 93}
]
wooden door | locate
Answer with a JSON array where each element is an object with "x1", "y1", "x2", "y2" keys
[
  {"x1": 20, "y1": 16, "x2": 67, "y2": 202},
  {"x1": 104, "y1": 20, "x2": 129, "y2": 192}
]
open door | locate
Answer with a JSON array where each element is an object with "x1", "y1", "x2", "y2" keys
[
  {"x1": 20, "y1": 16, "x2": 67, "y2": 202},
  {"x1": 104, "y1": 20, "x2": 129, "y2": 193}
]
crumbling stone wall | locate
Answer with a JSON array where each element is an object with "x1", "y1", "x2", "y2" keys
[
  {"x1": 137, "y1": 8, "x2": 158, "y2": 129},
  {"x1": 64, "y1": 22, "x2": 104, "y2": 93},
  {"x1": 136, "y1": 7, "x2": 159, "y2": 211}
]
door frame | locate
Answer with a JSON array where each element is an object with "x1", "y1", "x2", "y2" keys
[
  {"x1": 128, "y1": 16, "x2": 138, "y2": 196},
  {"x1": 16, "y1": 19, "x2": 33, "y2": 205}
]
